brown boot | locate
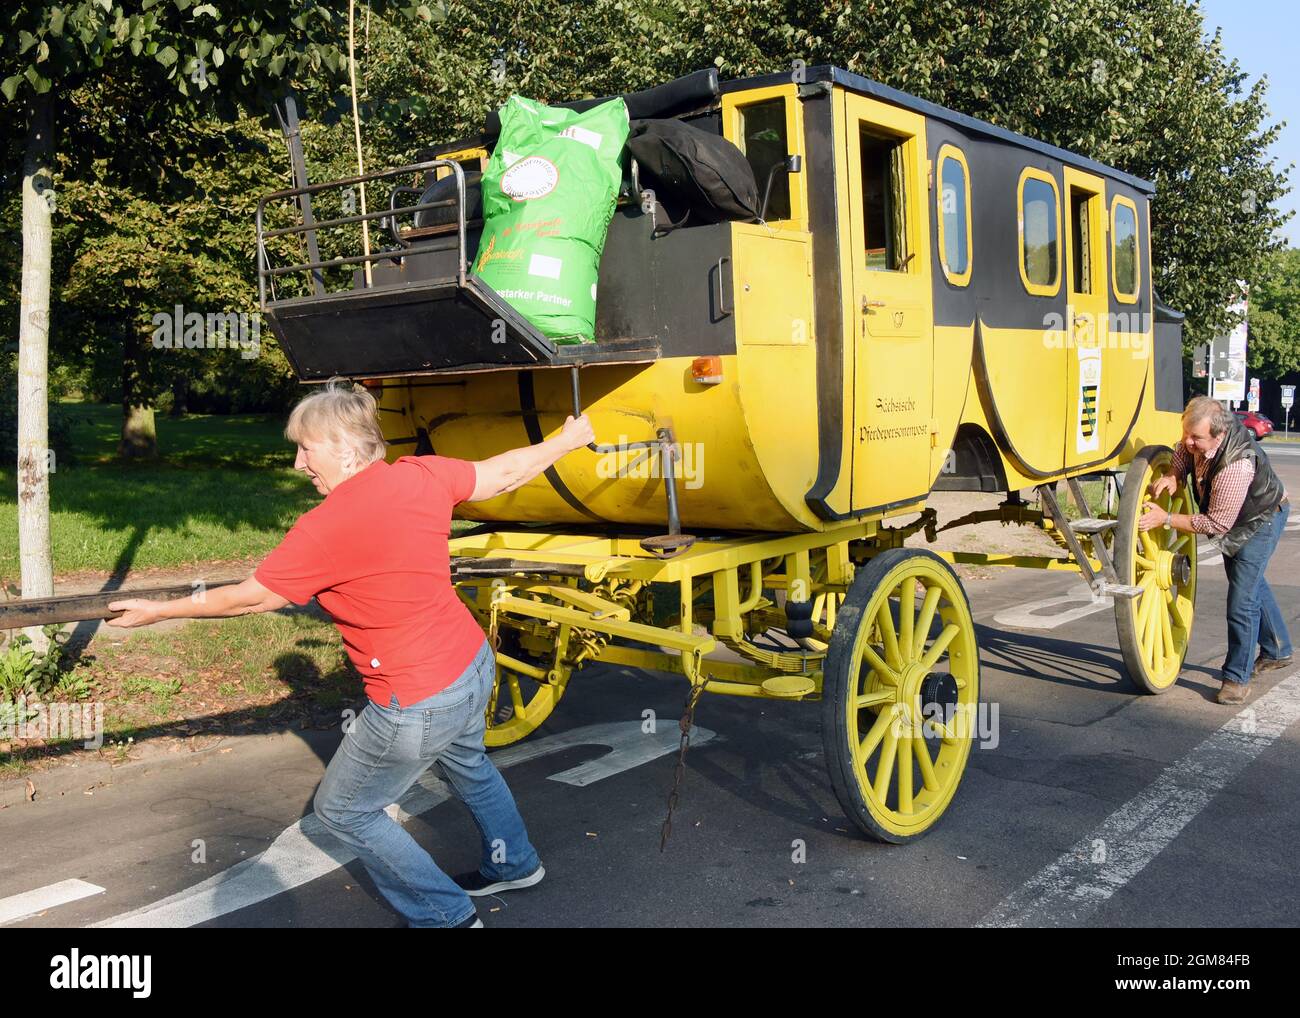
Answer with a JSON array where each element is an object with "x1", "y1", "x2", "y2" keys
[
  {"x1": 1216, "y1": 679, "x2": 1249, "y2": 705},
  {"x1": 1251, "y1": 653, "x2": 1293, "y2": 679}
]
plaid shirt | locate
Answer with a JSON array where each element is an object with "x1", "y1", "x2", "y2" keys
[{"x1": 1170, "y1": 442, "x2": 1258, "y2": 536}]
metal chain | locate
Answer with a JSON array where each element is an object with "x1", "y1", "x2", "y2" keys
[{"x1": 660, "y1": 679, "x2": 708, "y2": 852}]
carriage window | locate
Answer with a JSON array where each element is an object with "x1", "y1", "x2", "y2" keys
[
  {"x1": 860, "y1": 128, "x2": 909, "y2": 271},
  {"x1": 1070, "y1": 188, "x2": 1092, "y2": 294},
  {"x1": 1019, "y1": 171, "x2": 1060, "y2": 294},
  {"x1": 738, "y1": 99, "x2": 790, "y2": 221},
  {"x1": 937, "y1": 146, "x2": 971, "y2": 285},
  {"x1": 1112, "y1": 197, "x2": 1139, "y2": 302}
]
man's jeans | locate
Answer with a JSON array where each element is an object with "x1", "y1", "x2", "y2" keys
[
  {"x1": 1222, "y1": 501, "x2": 1294, "y2": 685},
  {"x1": 313, "y1": 639, "x2": 540, "y2": 927}
]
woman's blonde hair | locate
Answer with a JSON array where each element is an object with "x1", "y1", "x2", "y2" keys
[{"x1": 285, "y1": 379, "x2": 387, "y2": 477}]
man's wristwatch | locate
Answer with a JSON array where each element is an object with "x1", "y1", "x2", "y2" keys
[{"x1": 1164, "y1": 510, "x2": 1172, "y2": 529}]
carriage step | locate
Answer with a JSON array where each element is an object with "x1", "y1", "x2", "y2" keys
[
  {"x1": 1070, "y1": 518, "x2": 1118, "y2": 534},
  {"x1": 1097, "y1": 581, "x2": 1144, "y2": 598}
]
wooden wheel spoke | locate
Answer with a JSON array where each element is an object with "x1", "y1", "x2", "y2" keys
[
  {"x1": 897, "y1": 734, "x2": 914, "y2": 814},
  {"x1": 858, "y1": 706, "x2": 893, "y2": 759},
  {"x1": 914, "y1": 736, "x2": 940, "y2": 792},
  {"x1": 913, "y1": 585, "x2": 943, "y2": 659},
  {"x1": 898, "y1": 578, "x2": 916, "y2": 665},
  {"x1": 919, "y1": 623, "x2": 959, "y2": 671},
  {"x1": 507, "y1": 674, "x2": 526, "y2": 714},
  {"x1": 1140, "y1": 530, "x2": 1159, "y2": 560},
  {"x1": 877, "y1": 599, "x2": 903, "y2": 671},
  {"x1": 872, "y1": 727, "x2": 898, "y2": 803},
  {"x1": 856, "y1": 688, "x2": 894, "y2": 709},
  {"x1": 1160, "y1": 601, "x2": 1176, "y2": 662},
  {"x1": 860, "y1": 642, "x2": 898, "y2": 686}
]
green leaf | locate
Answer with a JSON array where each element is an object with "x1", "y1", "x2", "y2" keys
[
  {"x1": 156, "y1": 45, "x2": 177, "y2": 67},
  {"x1": 18, "y1": 30, "x2": 38, "y2": 54},
  {"x1": 211, "y1": 46, "x2": 224, "y2": 67},
  {"x1": 23, "y1": 66, "x2": 51, "y2": 94},
  {"x1": 268, "y1": 54, "x2": 286, "y2": 76},
  {"x1": 49, "y1": 7, "x2": 66, "y2": 35},
  {"x1": 1, "y1": 75, "x2": 23, "y2": 102},
  {"x1": 192, "y1": 3, "x2": 218, "y2": 17}
]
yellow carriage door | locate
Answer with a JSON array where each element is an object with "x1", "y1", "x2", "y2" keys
[
  {"x1": 1063, "y1": 166, "x2": 1109, "y2": 467},
  {"x1": 841, "y1": 93, "x2": 934, "y2": 511}
]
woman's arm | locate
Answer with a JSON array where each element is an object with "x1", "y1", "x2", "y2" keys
[
  {"x1": 467, "y1": 414, "x2": 595, "y2": 502},
  {"x1": 106, "y1": 576, "x2": 291, "y2": 628}
]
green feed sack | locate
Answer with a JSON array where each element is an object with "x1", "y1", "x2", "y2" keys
[{"x1": 473, "y1": 95, "x2": 630, "y2": 344}]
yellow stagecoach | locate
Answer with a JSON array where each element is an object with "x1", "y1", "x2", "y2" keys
[{"x1": 256, "y1": 66, "x2": 1196, "y2": 842}]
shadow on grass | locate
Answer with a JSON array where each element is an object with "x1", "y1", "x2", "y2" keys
[{"x1": 2, "y1": 613, "x2": 366, "y2": 776}]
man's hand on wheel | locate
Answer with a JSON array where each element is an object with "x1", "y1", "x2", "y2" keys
[{"x1": 1148, "y1": 473, "x2": 1177, "y2": 500}]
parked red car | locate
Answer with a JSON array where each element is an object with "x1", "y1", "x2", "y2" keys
[{"x1": 1235, "y1": 410, "x2": 1274, "y2": 439}]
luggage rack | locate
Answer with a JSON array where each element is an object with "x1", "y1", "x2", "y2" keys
[{"x1": 255, "y1": 159, "x2": 660, "y2": 381}]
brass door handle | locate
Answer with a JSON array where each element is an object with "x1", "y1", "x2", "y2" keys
[{"x1": 863, "y1": 298, "x2": 886, "y2": 310}]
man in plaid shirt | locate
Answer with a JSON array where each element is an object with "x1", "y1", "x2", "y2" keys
[{"x1": 1141, "y1": 396, "x2": 1291, "y2": 704}]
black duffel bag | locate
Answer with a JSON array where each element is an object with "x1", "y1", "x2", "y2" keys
[{"x1": 626, "y1": 119, "x2": 760, "y2": 225}]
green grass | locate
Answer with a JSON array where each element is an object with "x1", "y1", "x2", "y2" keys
[
  {"x1": 0, "y1": 402, "x2": 319, "y2": 580},
  {"x1": 0, "y1": 609, "x2": 362, "y2": 777}
]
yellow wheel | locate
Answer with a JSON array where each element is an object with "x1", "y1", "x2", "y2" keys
[
  {"x1": 1114, "y1": 445, "x2": 1198, "y2": 693},
  {"x1": 483, "y1": 634, "x2": 570, "y2": 748},
  {"x1": 821, "y1": 548, "x2": 981, "y2": 843}
]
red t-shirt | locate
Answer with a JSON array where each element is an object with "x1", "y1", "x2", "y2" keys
[{"x1": 254, "y1": 455, "x2": 487, "y2": 708}]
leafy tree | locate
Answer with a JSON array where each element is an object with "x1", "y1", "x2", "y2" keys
[
  {"x1": 0, "y1": 0, "x2": 439, "y2": 635},
  {"x1": 1248, "y1": 247, "x2": 1300, "y2": 379}
]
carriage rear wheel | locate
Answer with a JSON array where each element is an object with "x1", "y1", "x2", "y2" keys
[
  {"x1": 1113, "y1": 445, "x2": 1198, "y2": 694},
  {"x1": 821, "y1": 548, "x2": 981, "y2": 843},
  {"x1": 484, "y1": 638, "x2": 571, "y2": 748}
]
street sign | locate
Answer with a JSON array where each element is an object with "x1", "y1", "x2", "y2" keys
[
  {"x1": 1248, "y1": 377, "x2": 1260, "y2": 412},
  {"x1": 1210, "y1": 287, "x2": 1248, "y2": 402},
  {"x1": 1283, "y1": 385, "x2": 1296, "y2": 410}
]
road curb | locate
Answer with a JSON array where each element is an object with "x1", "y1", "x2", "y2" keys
[{"x1": 0, "y1": 728, "x2": 330, "y2": 809}]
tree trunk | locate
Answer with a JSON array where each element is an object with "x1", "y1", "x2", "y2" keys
[
  {"x1": 118, "y1": 327, "x2": 158, "y2": 459},
  {"x1": 119, "y1": 402, "x2": 158, "y2": 458},
  {"x1": 17, "y1": 95, "x2": 55, "y2": 653},
  {"x1": 169, "y1": 374, "x2": 189, "y2": 418}
]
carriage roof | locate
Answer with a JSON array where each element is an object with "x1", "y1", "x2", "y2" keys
[{"x1": 717, "y1": 64, "x2": 1156, "y2": 196}]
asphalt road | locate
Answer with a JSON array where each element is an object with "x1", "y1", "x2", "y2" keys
[{"x1": 2, "y1": 447, "x2": 1298, "y2": 928}]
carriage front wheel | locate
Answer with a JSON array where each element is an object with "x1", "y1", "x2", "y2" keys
[
  {"x1": 821, "y1": 548, "x2": 981, "y2": 843},
  {"x1": 1113, "y1": 445, "x2": 1198, "y2": 694}
]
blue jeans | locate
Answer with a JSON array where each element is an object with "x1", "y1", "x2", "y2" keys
[
  {"x1": 313, "y1": 639, "x2": 540, "y2": 927},
  {"x1": 1222, "y1": 501, "x2": 1294, "y2": 684}
]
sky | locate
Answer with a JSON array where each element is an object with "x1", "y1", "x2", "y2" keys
[{"x1": 1197, "y1": 0, "x2": 1298, "y2": 247}]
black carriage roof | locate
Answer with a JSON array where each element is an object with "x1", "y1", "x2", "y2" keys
[
  {"x1": 722, "y1": 64, "x2": 1156, "y2": 196},
  {"x1": 431, "y1": 64, "x2": 1155, "y2": 196}
]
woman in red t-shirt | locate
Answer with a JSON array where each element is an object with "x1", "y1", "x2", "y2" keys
[{"x1": 108, "y1": 381, "x2": 594, "y2": 928}]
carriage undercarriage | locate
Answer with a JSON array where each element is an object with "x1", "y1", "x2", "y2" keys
[{"x1": 454, "y1": 445, "x2": 1198, "y2": 843}]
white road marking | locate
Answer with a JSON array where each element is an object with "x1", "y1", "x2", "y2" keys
[
  {"x1": 1199, "y1": 552, "x2": 1224, "y2": 567},
  {"x1": 0, "y1": 879, "x2": 105, "y2": 926},
  {"x1": 977, "y1": 671, "x2": 1300, "y2": 928},
  {"x1": 993, "y1": 584, "x2": 1111, "y2": 631},
  {"x1": 91, "y1": 720, "x2": 714, "y2": 928}
]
